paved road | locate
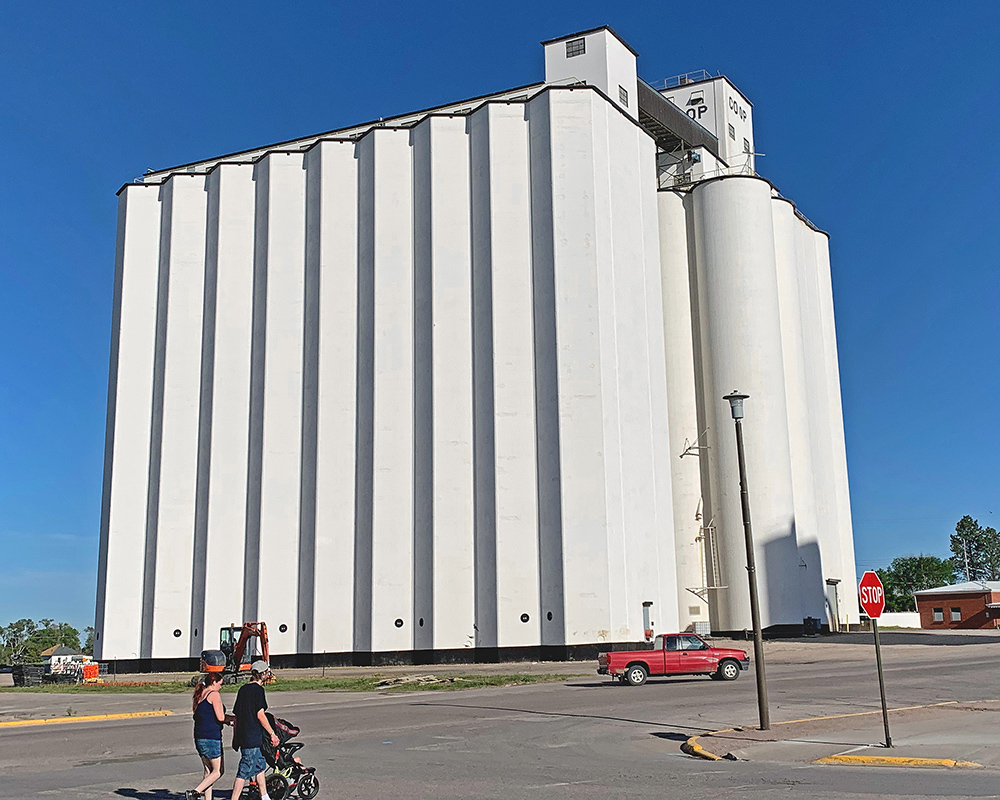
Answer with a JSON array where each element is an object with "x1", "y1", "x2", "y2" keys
[{"x1": 5, "y1": 634, "x2": 1000, "y2": 799}]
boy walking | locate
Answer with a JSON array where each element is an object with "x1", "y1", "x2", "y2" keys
[{"x1": 231, "y1": 661, "x2": 279, "y2": 800}]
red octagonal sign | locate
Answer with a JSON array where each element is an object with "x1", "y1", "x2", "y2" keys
[{"x1": 859, "y1": 571, "x2": 885, "y2": 619}]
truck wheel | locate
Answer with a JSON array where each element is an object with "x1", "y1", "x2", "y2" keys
[
  {"x1": 625, "y1": 664, "x2": 648, "y2": 686},
  {"x1": 717, "y1": 659, "x2": 741, "y2": 681}
]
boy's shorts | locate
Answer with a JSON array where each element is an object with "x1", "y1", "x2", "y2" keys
[{"x1": 236, "y1": 747, "x2": 267, "y2": 779}]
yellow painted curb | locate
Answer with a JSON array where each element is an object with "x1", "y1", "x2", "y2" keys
[
  {"x1": 0, "y1": 710, "x2": 174, "y2": 728},
  {"x1": 816, "y1": 754, "x2": 981, "y2": 768},
  {"x1": 681, "y1": 735, "x2": 726, "y2": 761}
]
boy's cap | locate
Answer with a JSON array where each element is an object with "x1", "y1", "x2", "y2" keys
[{"x1": 251, "y1": 660, "x2": 270, "y2": 673}]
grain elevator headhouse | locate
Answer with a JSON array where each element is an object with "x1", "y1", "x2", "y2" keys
[{"x1": 96, "y1": 26, "x2": 857, "y2": 666}]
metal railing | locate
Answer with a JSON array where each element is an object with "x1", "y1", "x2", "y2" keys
[
  {"x1": 658, "y1": 158, "x2": 757, "y2": 189},
  {"x1": 650, "y1": 70, "x2": 716, "y2": 91}
]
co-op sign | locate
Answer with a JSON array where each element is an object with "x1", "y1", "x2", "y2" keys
[{"x1": 671, "y1": 86, "x2": 747, "y2": 133}]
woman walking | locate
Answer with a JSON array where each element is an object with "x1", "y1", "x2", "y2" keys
[{"x1": 186, "y1": 673, "x2": 231, "y2": 800}]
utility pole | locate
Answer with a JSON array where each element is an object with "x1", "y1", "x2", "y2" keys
[{"x1": 723, "y1": 391, "x2": 770, "y2": 731}]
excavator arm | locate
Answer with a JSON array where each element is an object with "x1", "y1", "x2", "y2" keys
[
  {"x1": 231, "y1": 622, "x2": 269, "y2": 669},
  {"x1": 199, "y1": 621, "x2": 270, "y2": 682}
]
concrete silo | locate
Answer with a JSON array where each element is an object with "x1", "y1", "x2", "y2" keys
[
  {"x1": 658, "y1": 190, "x2": 710, "y2": 631},
  {"x1": 772, "y1": 197, "x2": 828, "y2": 623},
  {"x1": 814, "y1": 232, "x2": 860, "y2": 627},
  {"x1": 689, "y1": 176, "x2": 803, "y2": 632}
]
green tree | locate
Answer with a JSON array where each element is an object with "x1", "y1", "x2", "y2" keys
[
  {"x1": 0, "y1": 619, "x2": 38, "y2": 664},
  {"x1": 950, "y1": 516, "x2": 1000, "y2": 581},
  {"x1": 24, "y1": 620, "x2": 81, "y2": 662},
  {"x1": 876, "y1": 554, "x2": 957, "y2": 612},
  {"x1": 82, "y1": 627, "x2": 94, "y2": 656},
  {"x1": 0, "y1": 619, "x2": 83, "y2": 664}
]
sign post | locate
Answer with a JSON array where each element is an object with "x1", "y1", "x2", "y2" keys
[{"x1": 859, "y1": 570, "x2": 891, "y2": 747}]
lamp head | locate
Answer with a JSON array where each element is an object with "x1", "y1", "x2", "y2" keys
[{"x1": 723, "y1": 391, "x2": 750, "y2": 420}]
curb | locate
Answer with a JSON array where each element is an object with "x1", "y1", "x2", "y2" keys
[
  {"x1": 681, "y1": 701, "x2": 960, "y2": 762},
  {"x1": 0, "y1": 710, "x2": 174, "y2": 729},
  {"x1": 681, "y1": 732, "x2": 728, "y2": 761},
  {"x1": 816, "y1": 754, "x2": 981, "y2": 769}
]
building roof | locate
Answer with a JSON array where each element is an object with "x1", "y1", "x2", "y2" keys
[
  {"x1": 40, "y1": 645, "x2": 80, "y2": 657},
  {"x1": 138, "y1": 81, "x2": 545, "y2": 183},
  {"x1": 128, "y1": 28, "x2": 734, "y2": 203},
  {"x1": 540, "y1": 25, "x2": 640, "y2": 57},
  {"x1": 914, "y1": 581, "x2": 1000, "y2": 596}
]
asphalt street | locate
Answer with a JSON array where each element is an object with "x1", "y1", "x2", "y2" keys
[{"x1": 4, "y1": 633, "x2": 1000, "y2": 799}]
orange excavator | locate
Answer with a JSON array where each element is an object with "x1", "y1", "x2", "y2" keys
[{"x1": 200, "y1": 622, "x2": 270, "y2": 684}]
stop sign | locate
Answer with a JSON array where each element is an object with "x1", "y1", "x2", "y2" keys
[{"x1": 859, "y1": 571, "x2": 885, "y2": 619}]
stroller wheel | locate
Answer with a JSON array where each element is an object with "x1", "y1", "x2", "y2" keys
[
  {"x1": 266, "y1": 772, "x2": 290, "y2": 800},
  {"x1": 296, "y1": 772, "x2": 320, "y2": 800}
]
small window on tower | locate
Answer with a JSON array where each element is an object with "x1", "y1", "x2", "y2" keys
[
  {"x1": 743, "y1": 138, "x2": 751, "y2": 153},
  {"x1": 566, "y1": 38, "x2": 585, "y2": 58},
  {"x1": 618, "y1": 85, "x2": 629, "y2": 106},
  {"x1": 951, "y1": 607, "x2": 962, "y2": 621},
  {"x1": 932, "y1": 607, "x2": 944, "y2": 622},
  {"x1": 728, "y1": 123, "x2": 736, "y2": 139}
]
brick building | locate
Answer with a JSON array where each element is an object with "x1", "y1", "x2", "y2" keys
[{"x1": 914, "y1": 582, "x2": 1000, "y2": 630}]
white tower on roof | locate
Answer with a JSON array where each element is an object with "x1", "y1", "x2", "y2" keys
[
  {"x1": 661, "y1": 74, "x2": 755, "y2": 173},
  {"x1": 542, "y1": 27, "x2": 638, "y2": 119}
]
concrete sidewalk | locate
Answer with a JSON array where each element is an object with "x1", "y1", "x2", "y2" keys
[{"x1": 689, "y1": 700, "x2": 1000, "y2": 769}]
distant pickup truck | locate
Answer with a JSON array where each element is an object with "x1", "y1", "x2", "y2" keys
[{"x1": 598, "y1": 633, "x2": 750, "y2": 686}]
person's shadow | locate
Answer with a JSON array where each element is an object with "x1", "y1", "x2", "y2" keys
[
  {"x1": 115, "y1": 792, "x2": 185, "y2": 799},
  {"x1": 115, "y1": 791, "x2": 238, "y2": 799},
  {"x1": 116, "y1": 790, "x2": 248, "y2": 799}
]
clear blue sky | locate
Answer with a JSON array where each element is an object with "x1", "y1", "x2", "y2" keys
[{"x1": 1, "y1": 2, "x2": 997, "y2": 633}]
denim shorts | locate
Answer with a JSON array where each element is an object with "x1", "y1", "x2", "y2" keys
[
  {"x1": 195, "y1": 738, "x2": 222, "y2": 759},
  {"x1": 236, "y1": 747, "x2": 267, "y2": 780}
]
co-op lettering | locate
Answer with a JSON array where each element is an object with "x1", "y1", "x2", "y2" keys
[{"x1": 685, "y1": 95, "x2": 748, "y2": 123}]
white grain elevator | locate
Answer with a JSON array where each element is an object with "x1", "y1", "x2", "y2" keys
[{"x1": 95, "y1": 26, "x2": 857, "y2": 665}]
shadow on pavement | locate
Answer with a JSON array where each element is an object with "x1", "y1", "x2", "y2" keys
[
  {"x1": 649, "y1": 731, "x2": 692, "y2": 742},
  {"x1": 410, "y1": 700, "x2": 709, "y2": 731},
  {"x1": 567, "y1": 682, "x2": 628, "y2": 688},
  {"x1": 116, "y1": 792, "x2": 237, "y2": 800},
  {"x1": 567, "y1": 678, "x2": 708, "y2": 688}
]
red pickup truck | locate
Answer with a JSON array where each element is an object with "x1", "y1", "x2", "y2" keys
[{"x1": 598, "y1": 633, "x2": 750, "y2": 686}]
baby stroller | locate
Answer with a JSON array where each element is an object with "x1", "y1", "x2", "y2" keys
[{"x1": 246, "y1": 714, "x2": 320, "y2": 799}]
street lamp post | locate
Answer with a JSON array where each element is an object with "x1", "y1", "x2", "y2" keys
[{"x1": 723, "y1": 391, "x2": 770, "y2": 731}]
